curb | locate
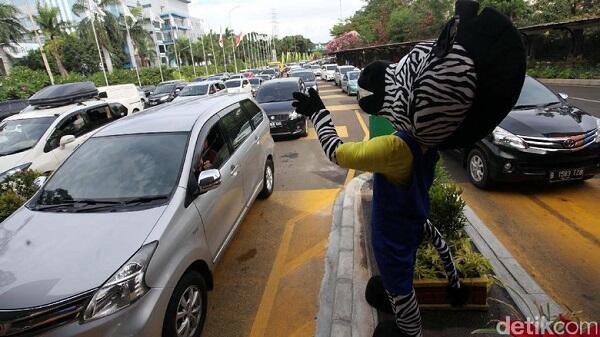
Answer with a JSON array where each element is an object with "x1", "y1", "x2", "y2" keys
[
  {"x1": 315, "y1": 174, "x2": 377, "y2": 337},
  {"x1": 463, "y1": 206, "x2": 563, "y2": 319},
  {"x1": 539, "y1": 78, "x2": 600, "y2": 87}
]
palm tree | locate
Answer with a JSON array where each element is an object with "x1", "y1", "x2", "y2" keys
[
  {"x1": 0, "y1": 3, "x2": 27, "y2": 74},
  {"x1": 72, "y1": 0, "x2": 120, "y2": 73},
  {"x1": 34, "y1": 3, "x2": 69, "y2": 77},
  {"x1": 122, "y1": 7, "x2": 154, "y2": 67}
]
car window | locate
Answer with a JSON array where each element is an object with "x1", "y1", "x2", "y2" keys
[
  {"x1": 515, "y1": 77, "x2": 561, "y2": 107},
  {"x1": 241, "y1": 99, "x2": 263, "y2": 129},
  {"x1": 0, "y1": 117, "x2": 56, "y2": 156},
  {"x1": 226, "y1": 80, "x2": 242, "y2": 88},
  {"x1": 109, "y1": 103, "x2": 128, "y2": 117},
  {"x1": 192, "y1": 124, "x2": 230, "y2": 179},
  {"x1": 220, "y1": 106, "x2": 253, "y2": 151},
  {"x1": 44, "y1": 113, "x2": 90, "y2": 152},
  {"x1": 86, "y1": 105, "x2": 115, "y2": 130},
  {"x1": 255, "y1": 81, "x2": 299, "y2": 103}
]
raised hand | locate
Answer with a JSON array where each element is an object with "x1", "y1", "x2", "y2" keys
[{"x1": 292, "y1": 88, "x2": 326, "y2": 117}]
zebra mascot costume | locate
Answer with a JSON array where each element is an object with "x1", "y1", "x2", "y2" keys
[{"x1": 293, "y1": 3, "x2": 526, "y2": 337}]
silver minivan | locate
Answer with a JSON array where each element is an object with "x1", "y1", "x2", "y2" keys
[{"x1": 0, "y1": 95, "x2": 275, "y2": 337}]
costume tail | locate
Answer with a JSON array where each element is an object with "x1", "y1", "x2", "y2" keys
[{"x1": 423, "y1": 220, "x2": 470, "y2": 306}]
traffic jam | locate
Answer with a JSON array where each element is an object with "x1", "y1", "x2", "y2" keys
[{"x1": 0, "y1": 19, "x2": 600, "y2": 336}]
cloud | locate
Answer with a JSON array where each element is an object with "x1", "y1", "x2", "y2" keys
[{"x1": 188, "y1": 0, "x2": 364, "y2": 43}]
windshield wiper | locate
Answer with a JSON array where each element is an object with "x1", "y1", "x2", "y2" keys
[
  {"x1": 72, "y1": 195, "x2": 170, "y2": 212},
  {"x1": 513, "y1": 104, "x2": 539, "y2": 110},
  {"x1": 33, "y1": 199, "x2": 121, "y2": 211}
]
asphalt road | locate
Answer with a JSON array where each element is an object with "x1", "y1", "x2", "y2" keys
[
  {"x1": 202, "y1": 81, "x2": 368, "y2": 337},
  {"x1": 546, "y1": 83, "x2": 600, "y2": 118}
]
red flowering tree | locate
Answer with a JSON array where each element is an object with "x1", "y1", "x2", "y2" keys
[{"x1": 326, "y1": 31, "x2": 362, "y2": 53}]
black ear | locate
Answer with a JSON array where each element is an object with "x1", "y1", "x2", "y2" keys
[{"x1": 358, "y1": 60, "x2": 392, "y2": 95}]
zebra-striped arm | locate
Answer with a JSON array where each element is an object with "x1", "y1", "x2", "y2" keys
[
  {"x1": 309, "y1": 109, "x2": 344, "y2": 164},
  {"x1": 423, "y1": 220, "x2": 461, "y2": 289}
]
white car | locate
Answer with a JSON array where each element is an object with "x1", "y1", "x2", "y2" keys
[
  {"x1": 225, "y1": 79, "x2": 252, "y2": 94},
  {"x1": 98, "y1": 84, "x2": 144, "y2": 114},
  {"x1": 173, "y1": 80, "x2": 226, "y2": 102},
  {"x1": 334, "y1": 65, "x2": 358, "y2": 87},
  {"x1": 322, "y1": 64, "x2": 337, "y2": 81},
  {"x1": 0, "y1": 83, "x2": 131, "y2": 178}
]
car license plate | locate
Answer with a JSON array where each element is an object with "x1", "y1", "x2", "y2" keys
[
  {"x1": 269, "y1": 122, "x2": 282, "y2": 128},
  {"x1": 549, "y1": 168, "x2": 584, "y2": 182}
]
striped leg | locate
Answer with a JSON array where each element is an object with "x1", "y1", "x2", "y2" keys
[
  {"x1": 386, "y1": 290, "x2": 423, "y2": 337},
  {"x1": 423, "y1": 220, "x2": 460, "y2": 289}
]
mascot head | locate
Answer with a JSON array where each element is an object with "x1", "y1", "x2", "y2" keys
[{"x1": 358, "y1": 6, "x2": 527, "y2": 149}]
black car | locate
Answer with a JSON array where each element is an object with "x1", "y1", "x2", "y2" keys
[
  {"x1": 288, "y1": 70, "x2": 318, "y2": 93},
  {"x1": 147, "y1": 80, "x2": 188, "y2": 107},
  {"x1": 255, "y1": 78, "x2": 308, "y2": 138},
  {"x1": 460, "y1": 76, "x2": 600, "y2": 188}
]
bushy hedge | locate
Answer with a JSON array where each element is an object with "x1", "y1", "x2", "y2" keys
[
  {"x1": 0, "y1": 62, "x2": 257, "y2": 100},
  {"x1": 0, "y1": 170, "x2": 43, "y2": 222},
  {"x1": 527, "y1": 62, "x2": 600, "y2": 79}
]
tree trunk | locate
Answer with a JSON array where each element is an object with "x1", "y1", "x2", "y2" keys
[
  {"x1": 101, "y1": 46, "x2": 114, "y2": 73},
  {"x1": 0, "y1": 47, "x2": 12, "y2": 75},
  {"x1": 50, "y1": 47, "x2": 68, "y2": 77}
]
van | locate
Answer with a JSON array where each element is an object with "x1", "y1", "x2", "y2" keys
[{"x1": 98, "y1": 84, "x2": 145, "y2": 114}]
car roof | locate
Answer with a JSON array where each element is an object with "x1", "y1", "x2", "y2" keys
[
  {"x1": 260, "y1": 78, "x2": 301, "y2": 87},
  {"x1": 95, "y1": 94, "x2": 247, "y2": 136},
  {"x1": 5, "y1": 100, "x2": 108, "y2": 121}
]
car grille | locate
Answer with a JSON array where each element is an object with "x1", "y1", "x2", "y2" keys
[
  {"x1": 0, "y1": 290, "x2": 95, "y2": 336},
  {"x1": 520, "y1": 128, "x2": 598, "y2": 152},
  {"x1": 269, "y1": 114, "x2": 289, "y2": 122}
]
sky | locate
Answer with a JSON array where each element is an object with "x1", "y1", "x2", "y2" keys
[{"x1": 189, "y1": 0, "x2": 365, "y2": 43}]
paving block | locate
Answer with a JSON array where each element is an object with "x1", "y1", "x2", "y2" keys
[
  {"x1": 333, "y1": 280, "x2": 353, "y2": 321},
  {"x1": 337, "y1": 250, "x2": 354, "y2": 280}
]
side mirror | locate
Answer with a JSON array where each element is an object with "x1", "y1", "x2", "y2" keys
[
  {"x1": 559, "y1": 92, "x2": 569, "y2": 100},
  {"x1": 98, "y1": 91, "x2": 108, "y2": 98},
  {"x1": 197, "y1": 169, "x2": 221, "y2": 194},
  {"x1": 34, "y1": 175, "x2": 47, "y2": 188},
  {"x1": 59, "y1": 135, "x2": 76, "y2": 149}
]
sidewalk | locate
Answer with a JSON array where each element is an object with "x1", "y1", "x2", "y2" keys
[{"x1": 315, "y1": 174, "x2": 562, "y2": 337}]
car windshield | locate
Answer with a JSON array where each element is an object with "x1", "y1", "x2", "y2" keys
[
  {"x1": 514, "y1": 77, "x2": 561, "y2": 108},
  {"x1": 339, "y1": 67, "x2": 355, "y2": 75},
  {"x1": 290, "y1": 71, "x2": 315, "y2": 82},
  {"x1": 250, "y1": 78, "x2": 261, "y2": 84},
  {"x1": 261, "y1": 69, "x2": 276, "y2": 74},
  {"x1": 256, "y1": 82, "x2": 298, "y2": 103},
  {"x1": 326, "y1": 65, "x2": 336, "y2": 70},
  {"x1": 226, "y1": 80, "x2": 242, "y2": 88},
  {"x1": 179, "y1": 84, "x2": 209, "y2": 96},
  {"x1": 347, "y1": 72, "x2": 360, "y2": 80},
  {"x1": 33, "y1": 133, "x2": 188, "y2": 210},
  {"x1": 154, "y1": 84, "x2": 175, "y2": 94},
  {"x1": 311, "y1": 65, "x2": 320, "y2": 69},
  {"x1": 0, "y1": 117, "x2": 56, "y2": 156}
]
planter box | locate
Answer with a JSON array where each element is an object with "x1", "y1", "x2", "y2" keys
[{"x1": 413, "y1": 276, "x2": 490, "y2": 311}]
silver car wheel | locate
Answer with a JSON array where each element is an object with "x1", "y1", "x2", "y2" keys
[
  {"x1": 469, "y1": 154, "x2": 485, "y2": 182},
  {"x1": 265, "y1": 164, "x2": 273, "y2": 192},
  {"x1": 176, "y1": 286, "x2": 202, "y2": 337}
]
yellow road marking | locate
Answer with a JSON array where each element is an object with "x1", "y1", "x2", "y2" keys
[
  {"x1": 328, "y1": 104, "x2": 360, "y2": 112},
  {"x1": 289, "y1": 321, "x2": 315, "y2": 337},
  {"x1": 344, "y1": 110, "x2": 370, "y2": 185},
  {"x1": 248, "y1": 190, "x2": 339, "y2": 337},
  {"x1": 282, "y1": 239, "x2": 328, "y2": 276},
  {"x1": 305, "y1": 126, "x2": 348, "y2": 140}
]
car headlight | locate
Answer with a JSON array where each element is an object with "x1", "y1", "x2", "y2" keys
[
  {"x1": 160, "y1": 95, "x2": 169, "y2": 101},
  {"x1": 289, "y1": 111, "x2": 301, "y2": 120},
  {"x1": 83, "y1": 241, "x2": 158, "y2": 321},
  {"x1": 492, "y1": 127, "x2": 528, "y2": 150},
  {"x1": 0, "y1": 162, "x2": 32, "y2": 182}
]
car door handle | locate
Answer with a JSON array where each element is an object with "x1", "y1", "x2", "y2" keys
[{"x1": 230, "y1": 164, "x2": 239, "y2": 177}]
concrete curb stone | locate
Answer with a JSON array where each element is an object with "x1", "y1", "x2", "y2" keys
[{"x1": 315, "y1": 174, "x2": 377, "y2": 337}]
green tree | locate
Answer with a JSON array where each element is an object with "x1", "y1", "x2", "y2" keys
[
  {"x1": 72, "y1": 0, "x2": 122, "y2": 73},
  {"x1": 34, "y1": 3, "x2": 70, "y2": 77},
  {"x1": 0, "y1": 3, "x2": 27, "y2": 74}
]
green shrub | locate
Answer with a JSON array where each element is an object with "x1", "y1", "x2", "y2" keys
[
  {"x1": 0, "y1": 66, "x2": 52, "y2": 100},
  {"x1": 429, "y1": 162, "x2": 467, "y2": 241},
  {"x1": 0, "y1": 170, "x2": 43, "y2": 222}
]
